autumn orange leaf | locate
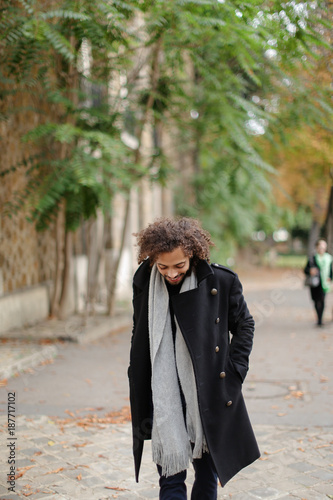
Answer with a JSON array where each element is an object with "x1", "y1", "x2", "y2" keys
[
  {"x1": 105, "y1": 486, "x2": 129, "y2": 491},
  {"x1": 264, "y1": 448, "x2": 285, "y2": 455},
  {"x1": 73, "y1": 441, "x2": 92, "y2": 448},
  {"x1": 53, "y1": 406, "x2": 131, "y2": 428},
  {"x1": 17, "y1": 466, "x2": 35, "y2": 472},
  {"x1": 65, "y1": 409, "x2": 75, "y2": 417},
  {"x1": 43, "y1": 467, "x2": 64, "y2": 475}
]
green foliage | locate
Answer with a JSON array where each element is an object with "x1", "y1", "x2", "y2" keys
[
  {"x1": 155, "y1": 0, "x2": 333, "y2": 251},
  {"x1": 1, "y1": 0, "x2": 142, "y2": 232},
  {"x1": 1, "y1": 0, "x2": 332, "y2": 252}
]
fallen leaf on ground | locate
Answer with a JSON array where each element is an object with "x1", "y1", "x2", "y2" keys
[
  {"x1": 17, "y1": 466, "x2": 35, "y2": 472},
  {"x1": 43, "y1": 467, "x2": 64, "y2": 475},
  {"x1": 77, "y1": 473, "x2": 82, "y2": 480},
  {"x1": 105, "y1": 486, "x2": 129, "y2": 491},
  {"x1": 73, "y1": 441, "x2": 92, "y2": 448},
  {"x1": 47, "y1": 440, "x2": 55, "y2": 446},
  {"x1": 65, "y1": 410, "x2": 75, "y2": 417},
  {"x1": 39, "y1": 358, "x2": 54, "y2": 365},
  {"x1": 15, "y1": 471, "x2": 27, "y2": 479},
  {"x1": 84, "y1": 407, "x2": 104, "y2": 411},
  {"x1": 0, "y1": 379, "x2": 7, "y2": 386},
  {"x1": 285, "y1": 390, "x2": 304, "y2": 400},
  {"x1": 53, "y1": 405, "x2": 131, "y2": 428},
  {"x1": 263, "y1": 448, "x2": 285, "y2": 455}
]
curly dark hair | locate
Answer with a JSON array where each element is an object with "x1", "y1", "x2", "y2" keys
[{"x1": 134, "y1": 217, "x2": 214, "y2": 266}]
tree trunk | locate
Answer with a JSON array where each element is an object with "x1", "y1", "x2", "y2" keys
[
  {"x1": 307, "y1": 219, "x2": 320, "y2": 257},
  {"x1": 87, "y1": 210, "x2": 105, "y2": 313},
  {"x1": 58, "y1": 229, "x2": 73, "y2": 320},
  {"x1": 107, "y1": 195, "x2": 131, "y2": 316},
  {"x1": 53, "y1": 34, "x2": 78, "y2": 320},
  {"x1": 105, "y1": 37, "x2": 164, "y2": 313},
  {"x1": 50, "y1": 203, "x2": 64, "y2": 317},
  {"x1": 325, "y1": 185, "x2": 333, "y2": 255}
]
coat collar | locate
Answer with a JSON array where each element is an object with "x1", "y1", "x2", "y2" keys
[{"x1": 133, "y1": 258, "x2": 214, "y2": 290}]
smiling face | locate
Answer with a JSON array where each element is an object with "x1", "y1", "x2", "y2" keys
[
  {"x1": 156, "y1": 247, "x2": 191, "y2": 286},
  {"x1": 316, "y1": 240, "x2": 327, "y2": 255}
]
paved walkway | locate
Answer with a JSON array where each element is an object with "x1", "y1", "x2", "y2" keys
[
  {"x1": 0, "y1": 314, "x2": 131, "y2": 380},
  {"x1": 1, "y1": 416, "x2": 333, "y2": 500},
  {"x1": 0, "y1": 267, "x2": 333, "y2": 499}
]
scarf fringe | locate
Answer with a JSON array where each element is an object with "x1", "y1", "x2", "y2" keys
[
  {"x1": 153, "y1": 442, "x2": 191, "y2": 477},
  {"x1": 187, "y1": 423, "x2": 209, "y2": 459}
]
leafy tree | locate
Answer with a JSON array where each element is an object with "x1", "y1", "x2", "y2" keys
[
  {"x1": 0, "y1": 0, "x2": 145, "y2": 316},
  {"x1": 131, "y1": 0, "x2": 333, "y2": 255},
  {"x1": 257, "y1": 4, "x2": 333, "y2": 254},
  {"x1": 1, "y1": 0, "x2": 332, "y2": 315}
]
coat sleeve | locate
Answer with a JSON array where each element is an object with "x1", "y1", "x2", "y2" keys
[
  {"x1": 228, "y1": 273, "x2": 255, "y2": 382},
  {"x1": 304, "y1": 257, "x2": 313, "y2": 275}
]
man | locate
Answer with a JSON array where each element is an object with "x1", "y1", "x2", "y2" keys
[
  {"x1": 128, "y1": 217, "x2": 260, "y2": 499},
  {"x1": 304, "y1": 238, "x2": 333, "y2": 327}
]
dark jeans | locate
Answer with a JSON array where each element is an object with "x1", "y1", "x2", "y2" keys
[
  {"x1": 314, "y1": 298, "x2": 325, "y2": 325},
  {"x1": 310, "y1": 286, "x2": 326, "y2": 325},
  {"x1": 157, "y1": 452, "x2": 218, "y2": 500}
]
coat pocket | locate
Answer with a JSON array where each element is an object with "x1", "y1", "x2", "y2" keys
[
  {"x1": 226, "y1": 357, "x2": 243, "y2": 384},
  {"x1": 223, "y1": 358, "x2": 243, "y2": 407}
]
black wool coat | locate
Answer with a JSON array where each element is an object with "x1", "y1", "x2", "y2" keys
[{"x1": 128, "y1": 258, "x2": 260, "y2": 487}]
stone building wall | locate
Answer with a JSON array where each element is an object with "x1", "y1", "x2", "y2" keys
[{"x1": 0, "y1": 91, "x2": 58, "y2": 297}]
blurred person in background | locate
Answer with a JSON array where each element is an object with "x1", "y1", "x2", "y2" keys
[
  {"x1": 128, "y1": 217, "x2": 259, "y2": 500},
  {"x1": 304, "y1": 239, "x2": 333, "y2": 327}
]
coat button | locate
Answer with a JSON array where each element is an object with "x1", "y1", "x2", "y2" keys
[
  {"x1": 226, "y1": 400, "x2": 233, "y2": 407},
  {"x1": 219, "y1": 371, "x2": 226, "y2": 378},
  {"x1": 211, "y1": 288, "x2": 218, "y2": 295},
  {"x1": 215, "y1": 317, "x2": 220, "y2": 324},
  {"x1": 215, "y1": 346, "x2": 220, "y2": 353}
]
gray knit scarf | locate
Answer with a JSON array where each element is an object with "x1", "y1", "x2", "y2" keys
[{"x1": 148, "y1": 264, "x2": 207, "y2": 477}]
